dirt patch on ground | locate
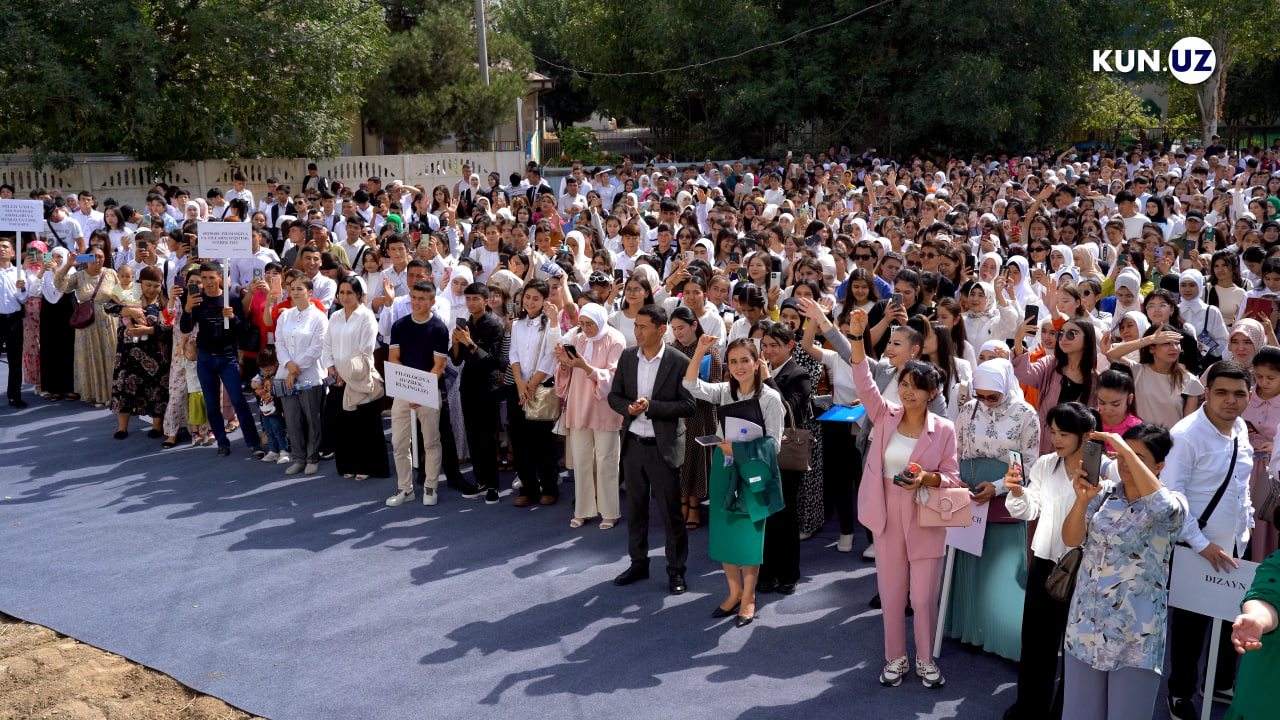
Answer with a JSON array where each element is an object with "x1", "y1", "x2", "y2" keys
[{"x1": 0, "y1": 614, "x2": 265, "y2": 720}]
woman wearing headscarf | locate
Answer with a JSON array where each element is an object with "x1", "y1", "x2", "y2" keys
[
  {"x1": 55, "y1": 244, "x2": 119, "y2": 406},
  {"x1": 962, "y1": 279, "x2": 1020, "y2": 347},
  {"x1": 457, "y1": 173, "x2": 481, "y2": 217},
  {"x1": 1177, "y1": 268, "x2": 1229, "y2": 369},
  {"x1": 977, "y1": 252, "x2": 1002, "y2": 284},
  {"x1": 556, "y1": 303, "x2": 625, "y2": 528},
  {"x1": 1005, "y1": 256, "x2": 1044, "y2": 322},
  {"x1": 667, "y1": 304, "x2": 723, "y2": 529},
  {"x1": 946, "y1": 358, "x2": 1040, "y2": 661},
  {"x1": 441, "y1": 266, "x2": 473, "y2": 463},
  {"x1": 1112, "y1": 310, "x2": 1151, "y2": 363},
  {"x1": 564, "y1": 230, "x2": 593, "y2": 282},
  {"x1": 20, "y1": 240, "x2": 47, "y2": 395},
  {"x1": 106, "y1": 265, "x2": 172, "y2": 439},
  {"x1": 1107, "y1": 267, "x2": 1145, "y2": 326}
]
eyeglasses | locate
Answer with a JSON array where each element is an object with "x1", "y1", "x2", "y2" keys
[
  {"x1": 974, "y1": 391, "x2": 1002, "y2": 403},
  {"x1": 1055, "y1": 329, "x2": 1081, "y2": 341},
  {"x1": 908, "y1": 261, "x2": 923, "y2": 268}
]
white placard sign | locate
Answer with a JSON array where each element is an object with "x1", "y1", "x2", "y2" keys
[
  {"x1": 1168, "y1": 549, "x2": 1259, "y2": 622},
  {"x1": 383, "y1": 363, "x2": 440, "y2": 409},
  {"x1": 197, "y1": 221, "x2": 253, "y2": 259},
  {"x1": 0, "y1": 199, "x2": 46, "y2": 233},
  {"x1": 946, "y1": 499, "x2": 990, "y2": 557}
]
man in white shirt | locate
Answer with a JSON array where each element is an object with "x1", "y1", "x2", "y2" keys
[
  {"x1": 1161, "y1": 360, "x2": 1253, "y2": 716},
  {"x1": 229, "y1": 227, "x2": 281, "y2": 293},
  {"x1": 0, "y1": 237, "x2": 29, "y2": 407},
  {"x1": 1112, "y1": 190, "x2": 1149, "y2": 240},
  {"x1": 71, "y1": 192, "x2": 105, "y2": 237},
  {"x1": 40, "y1": 199, "x2": 86, "y2": 253},
  {"x1": 207, "y1": 188, "x2": 233, "y2": 221},
  {"x1": 558, "y1": 176, "x2": 587, "y2": 214},
  {"x1": 298, "y1": 246, "x2": 336, "y2": 311},
  {"x1": 339, "y1": 216, "x2": 370, "y2": 269},
  {"x1": 224, "y1": 171, "x2": 254, "y2": 212}
]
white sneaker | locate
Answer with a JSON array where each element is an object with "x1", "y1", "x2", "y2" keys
[
  {"x1": 261, "y1": 451, "x2": 279, "y2": 463},
  {"x1": 285, "y1": 462, "x2": 305, "y2": 475},
  {"x1": 915, "y1": 658, "x2": 945, "y2": 688},
  {"x1": 422, "y1": 487, "x2": 438, "y2": 506},
  {"x1": 303, "y1": 463, "x2": 319, "y2": 475},
  {"x1": 863, "y1": 543, "x2": 876, "y2": 560},
  {"x1": 385, "y1": 490, "x2": 414, "y2": 507},
  {"x1": 837, "y1": 534, "x2": 854, "y2": 553},
  {"x1": 512, "y1": 478, "x2": 523, "y2": 491},
  {"x1": 879, "y1": 655, "x2": 909, "y2": 687},
  {"x1": 276, "y1": 454, "x2": 293, "y2": 465}
]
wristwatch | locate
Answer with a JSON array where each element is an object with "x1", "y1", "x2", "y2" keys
[{"x1": 848, "y1": 333, "x2": 864, "y2": 341}]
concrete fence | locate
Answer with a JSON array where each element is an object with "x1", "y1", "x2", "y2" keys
[{"x1": 0, "y1": 151, "x2": 528, "y2": 210}]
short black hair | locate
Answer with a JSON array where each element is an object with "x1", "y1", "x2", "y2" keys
[
  {"x1": 1254, "y1": 346, "x2": 1280, "y2": 373},
  {"x1": 464, "y1": 282, "x2": 489, "y2": 298},
  {"x1": 1204, "y1": 358, "x2": 1253, "y2": 390},
  {"x1": 411, "y1": 280, "x2": 437, "y2": 294},
  {"x1": 1122, "y1": 422, "x2": 1174, "y2": 463},
  {"x1": 1046, "y1": 401, "x2": 1096, "y2": 435},
  {"x1": 637, "y1": 304, "x2": 667, "y2": 327},
  {"x1": 198, "y1": 261, "x2": 222, "y2": 275}
]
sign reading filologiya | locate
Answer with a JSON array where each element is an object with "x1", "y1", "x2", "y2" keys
[
  {"x1": 1092, "y1": 36, "x2": 1216, "y2": 85},
  {"x1": 382, "y1": 363, "x2": 440, "y2": 410},
  {"x1": 0, "y1": 199, "x2": 47, "y2": 232},
  {"x1": 196, "y1": 221, "x2": 254, "y2": 259}
]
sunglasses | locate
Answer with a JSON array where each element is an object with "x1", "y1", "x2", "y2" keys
[
  {"x1": 974, "y1": 391, "x2": 1002, "y2": 403},
  {"x1": 855, "y1": 254, "x2": 874, "y2": 261},
  {"x1": 1055, "y1": 328, "x2": 1081, "y2": 341},
  {"x1": 921, "y1": 252, "x2": 938, "y2": 259}
]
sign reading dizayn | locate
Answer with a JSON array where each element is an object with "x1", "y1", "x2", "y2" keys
[{"x1": 1092, "y1": 37, "x2": 1216, "y2": 85}]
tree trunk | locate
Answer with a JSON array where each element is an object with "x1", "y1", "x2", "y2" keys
[{"x1": 1197, "y1": 29, "x2": 1234, "y2": 147}]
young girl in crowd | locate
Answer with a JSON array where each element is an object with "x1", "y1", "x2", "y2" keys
[
  {"x1": 183, "y1": 329, "x2": 212, "y2": 446},
  {"x1": 1245, "y1": 346, "x2": 1280, "y2": 561},
  {"x1": 252, "y1": 345, "x2": 291, "y2": 465}
]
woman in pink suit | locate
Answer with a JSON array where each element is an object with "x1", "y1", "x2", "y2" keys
[
  {"x1": 554, "y1": 303, "x2": 627, "y2": 529},
  {"x1": 847, "y1": 308, "x2": 962, "y2": 690}
]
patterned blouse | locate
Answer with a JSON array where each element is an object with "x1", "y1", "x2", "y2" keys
[
  {"x1": 1064, "y1": 477, "x2": 1188, "y2": 672},
  {"x1": 956, "y1": 396, "x2": 1041, "y2": 467}
]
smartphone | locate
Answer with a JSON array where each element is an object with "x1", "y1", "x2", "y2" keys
[
  {"x1": 43, "y1": 252, "x2": 53, "y2": 263},
  {"x1": 770, "y1": 271, "x2": 782, "y2": 288},
  {"x1": 1116, "y1": 253, "x2": 1129, "y2": 268},
  {"x1": 1153, "y1": 246, "x2": 1163, "y2": 263},
  {"x1": 1023, "y1": 304, "x2": 1039, "y2": 323},
  {"x1": 499, "y1": 253, "x2": 510, "y2": 267},
  {"x1": 891, "y1": 292, "x2": 904, "y2": 307},
  {"x1": 613, "y1": 268, "x2": 625, "y2": 282},
  {"x1": 1009, "y1": 450, "x2": 1025, "y2": 486},
  {"x1": 683, "y1": 251, "x2": 693, "y2": 263},
  {"x1": 411, "y1": 231, "x2": 422, "y2": 243},
  {"x1": 737, "y1": 268, "x2": 748, "y2": 281},
  {"x1": 455, "y1": 318, "x2": 468, "y2": 331},
  {"x1": 729, "y1": 252, "x2": 740, "y2": 263},
  {"x1": 694, "y1": 435, "x2": 725, "y2": 447},
  {"x1": 804, "y1": 235, "x2": 820, "y2": 247},
  {"x1": 505, "y1": 302, "x2": 515, "y2": 316},
  {"x1": 187, "y1": 283, "x2": 200, "y2": 299},
  {"x1": 75, "y1": 253, "x2": 95, "y2": 264},
  {"x1": 563, "y1": 344, "x2": 580, "y2": 359},
  {"x1": 1082, "y1": 439, "x2": 1104, "y2": 486},
  {"x1": 252, "y1": 268, "x2": 263, "y2": 282},
  {"x1": 723, "y1": 311, "x2": 736, "y2": 324},
  {"x1": 268, "y1": 275, "x2": 281, "y2": 294},
  {"x1": 751, "y1": 337, "x2": 762, "y2": 355}
]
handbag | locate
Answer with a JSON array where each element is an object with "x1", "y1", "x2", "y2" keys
[
  {"x1": 1044, "y1": 546, "x2": 1083, "y2": 603},
  {"x1": 778, "y1": 401, "x2": 813, "y2": 472},
  {"x1": 960, "y1": 457, "x2": 1022, "y2": 524},
  {"x1": 1256, "y1": 470, "x2": 1280, "y2": 526},
  {"x1": 914, "y1": 485, "x2": 974, "y2": 528},
  {"x1": 69, "y1": 273, "x2": 106, "y2": 329},
  {"x1": 522, "y1": 321, "x2": 561, "y2": 422}
]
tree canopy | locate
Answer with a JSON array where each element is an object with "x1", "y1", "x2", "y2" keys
[{"x1": 0, "y1": 0, "x2": 388, "y2": 168}]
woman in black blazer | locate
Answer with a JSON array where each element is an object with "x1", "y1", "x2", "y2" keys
[{"x1": 753, "y1": 320, "x2": 813, "y2": 594}]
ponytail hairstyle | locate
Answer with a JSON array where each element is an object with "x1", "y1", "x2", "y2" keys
[
  {"x1": 935, "y1": 296, "x2": 969, "y2": 354},
  {"x1": 521, "y1": 277, "x2": 552, "y2": 330}
]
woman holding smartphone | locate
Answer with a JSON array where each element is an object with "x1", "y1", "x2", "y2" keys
[{"x1": 847, "y1": 308, "x2": 960, "y2": 689}]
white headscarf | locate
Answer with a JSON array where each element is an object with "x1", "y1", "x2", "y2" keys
[
  {"x1": 972, "y1": 357, "x2": 1025, "y2": 406},
  {"x1": 1110, "y1": 268, "x2": 1144, "y2": 329},
  {"x1": 564, "y1": 230, "x2": 592, "y2": 276},
  {"x1": 978, "y1": 252, "x2": 1002, "y2": 283},
  {"x1": 578, "y1": 303, "x2": 609, "y2": 342},
  {"x1": 43, "y1": 248, "x2": 71, "y2": 303},
  {"x1": 1178, "y1": 269, "x2": 1206, "y2": 313},
  {"x1": 1005, "y1": 255, "x2": 1039, "y2": 308},
  {"x1": 965, "y1": 281, "x2": 998, "y2": 319},
  {"x1": 1120, "y1": 310, "x2": 1150, "y2": 339}
]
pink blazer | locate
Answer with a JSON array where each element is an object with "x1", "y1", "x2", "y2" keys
[{"x1": 852, "y1": 358, "x2": 961, "y2": 553}]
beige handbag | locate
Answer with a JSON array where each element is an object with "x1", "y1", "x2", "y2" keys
[{"x1": 523, "y1": 322, "x2": 561, "y2": 422}]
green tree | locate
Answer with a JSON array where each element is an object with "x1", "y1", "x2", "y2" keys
[
  {"x1": 1071, "y1": 75, "x2": 1160, "y2": 147},
  {"x1": 0, "y1": 0, "x2": 387, "y2": 168},
  {"x1": 362, "y1": 2, "x2": 531, "y2": 151}
]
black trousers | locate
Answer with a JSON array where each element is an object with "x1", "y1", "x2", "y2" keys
[
  {"x1": 505, "y1": 384, "x2": 560, "y2": 499},
  {"x1": 0, "y1": 309, "x2": 22, "y2": 399},
  {"x1": 1168, "y1": 606, "x2": 1238, "y2": 698},
  {"x1": 825, "y1": 426, "x2": 861, "y2": 537},
  {"x1": 622, "y1": 435, "x2": 687, "y2": 576},
  {"x1": 461, "y1": 386, "x2": 501, "y2": 489},
  {"x1": 1009, "y1": 556, "x2": 1068, "y2": 720},
  {"x1": 762, "y1": 468, "x2": 802, "y2": 585},
  {"x1": 434, "y1": 397, "x2": 467, "y2": 486}
]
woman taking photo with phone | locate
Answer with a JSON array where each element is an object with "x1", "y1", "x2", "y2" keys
[
  {"x1": 847, "y1": 308, "x2": 960, "y2": 689},
  {"x1": 55, "y1": 244, "x2": 119, "y2": 406},
  {"x1": 1012, "y1": 316, "x2": 1101, "y2": 455},
  {"x1": 1060, "y1": 425, "x2": 1187, "y2": 720},
  {"x1": 683, "y1": 334, "x2": 784, "y2": 628},
  {"x1": 1001, "y1": 402, "x2": 1094, "y2": 720},
  {"x1": 105, "y1": 266, "x2": 172, "y2": 439}
]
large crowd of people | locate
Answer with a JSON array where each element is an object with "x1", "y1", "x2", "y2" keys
[{"x1": 2, "y1": 142, "x2": 1280, "y2": 719}]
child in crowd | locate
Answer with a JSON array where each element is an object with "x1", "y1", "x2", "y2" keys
[
  {"x1": 183, "y1": 330, "x2": 213, "y2": 446},
  {"x1": 252, "y1": 345, "x2": 291, "y2": 465},
  {"x1": 1094, "y1": 368, "x2": 1141, "y2": 452},
  {"x1": 113, "y1": 263, "x2": 142, "y2": 305}
]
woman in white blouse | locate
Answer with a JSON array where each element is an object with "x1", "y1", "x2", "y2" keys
[
  {"x1": 1001, "y1": 400, "x2": 1098, "y2": 720},
  {"x1": 275, "y1": 276, "x2": 328, "y2": 476},
  {"x1": 323, "y1": 276, "x2": 389, "y2": 481},
  {"x1": 506, "y1": 278, "x2": 562, "y2": 506}
]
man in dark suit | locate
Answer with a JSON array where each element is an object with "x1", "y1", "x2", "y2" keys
[{"x1": 607, "y1": 305, "x2": 697, "y2": 594}]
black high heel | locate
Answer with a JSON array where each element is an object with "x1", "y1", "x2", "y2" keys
[{"x1": 711, "y1": 603, "x2": 740, "y2": 619}]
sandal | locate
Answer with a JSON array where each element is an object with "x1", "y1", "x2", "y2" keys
[
  {"x1": 599, "y1": 518, "x2": 617, "y2": 530},
  {"x1": 355, "y1": 475, "x2": 369, "y2": 481},
  {"x1": 47, "y1": 394, "x2": 62, "y2": 402},
  {"x1": 343, "y1": 474, "x2": 355, "y2": 479},
  {"x1": 65, "y1": 393, "x2": 80, "y2": 402},
  {"x1": 225, "y1": 421, "x2": 239, "y2": 434},
  {"x1": 685, "y1": 505, "x2": 701, "y2": 530},
  {"x1": 569, "y1": 518, "x2": 586, "y2": 529}
]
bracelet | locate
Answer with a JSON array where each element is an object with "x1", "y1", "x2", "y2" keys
[{"x1": 848, "y1": 333, "x2": 864, "y2": 340}]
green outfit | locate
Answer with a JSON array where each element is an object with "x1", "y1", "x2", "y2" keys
[
  {"x1": 708, "y1": 437, "x2": 783, "y2": 566},
  {"x1": 945, "y1": 456, "x2": 1028, "y2": 661},
  {"x1": 1226, "y1": 549, "x2": 1280, "y2": 720}
]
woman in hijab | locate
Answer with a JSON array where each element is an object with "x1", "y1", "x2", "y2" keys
[
  {"x1": 977, "y1": 253, "x2": 1002, "y2": 284},
  {"x1": 946, "y1": 358, "x2": 1040, "y2": 662},
  {"x1": 1177, "y1": 268, "x2": 1229, "y2": 369},
  {"x1": 20, "y1": 240, "x2": 48, "y2": 396},
  {"x1": 556, "y1": 303, "x2": 626, "y2": 528},
  {"x1": 962, "y1": 280, "x2": 1020, "y2": 348},
  {"x1": 564, "y1": 230, "x2": 593, "y2": 282},
  {"x1": 1113, "y1": 310, "x2": 1151, "y2": 363},
  {"x1": 1108, "y1": 268, "x2": 1144, "y2": 329},
  {"x1": 1005, "y1": 256, "x2": 1042, "y2": 318},
  {"x1": 442, "y1": 265, "x2": 474, "y2": 462}
]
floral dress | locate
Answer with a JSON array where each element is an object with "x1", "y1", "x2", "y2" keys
[
  {"x1": 164, "y1": 324, "x2": 190, "y2": 437},
  {"x1": 21, "y1": 269, "x2": 41, "y2": 386},
  {"x1": 793, "y1": 345, "x2": 826, "y2": 535},
  {"x1": 106, "y1": 300, "x2": 172, "y2": 417},
  {"x1": 58, "y1": 269, "x2": 119, "y2": 404},
  {"x1": 1064, "y1": 480, "x2": 1187, "y2": 672}
]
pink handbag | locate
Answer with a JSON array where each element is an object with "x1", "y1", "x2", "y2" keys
[{"x1": 914, "y1": 486, "x2": 974, "y2": 528}]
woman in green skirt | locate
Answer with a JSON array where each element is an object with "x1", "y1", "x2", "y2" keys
[
  {"x1": 683, "y1": 334, "x2": 784, "y2": 628},
  {"x1": 946, "y1": 357, "x2": 1040, "y2": 661}
]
